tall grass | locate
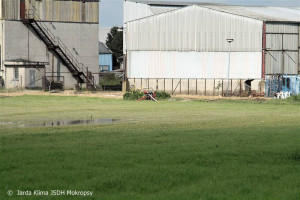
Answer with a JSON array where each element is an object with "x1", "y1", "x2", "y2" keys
[{"x1": 0, "y1": 96, "x2": 300, "y2": 200}]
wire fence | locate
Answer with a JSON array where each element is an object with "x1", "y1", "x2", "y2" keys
[{"x1": 127, "y1": 78, "x2": 265, "y2": 97}]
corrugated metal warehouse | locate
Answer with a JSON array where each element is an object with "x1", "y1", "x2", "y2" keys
[
  {"x1": 124, "y1": 0, "x2": 300, "y2": 96},
  {"x1": 0, "y1": 0, "x2": 99, "y2": 90}
]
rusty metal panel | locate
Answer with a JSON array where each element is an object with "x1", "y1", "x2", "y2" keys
[
  {"x1": 20, "y1": 0, "x2": 26, "y2": 20},
  {"x1": 22, "y1": 0, "x2": 99, "y2": 23},
  {"x1": 2, "y1": 0, "x2": 20, "y2": 20}
]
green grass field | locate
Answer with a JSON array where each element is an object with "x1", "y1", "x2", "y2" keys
[{"x1": 0, "y1": 95, "x2": 300, "y2": 200}]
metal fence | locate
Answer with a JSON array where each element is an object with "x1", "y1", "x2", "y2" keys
[{"x1": 128, "y1": 78, "x2": 265, "y2": 96}]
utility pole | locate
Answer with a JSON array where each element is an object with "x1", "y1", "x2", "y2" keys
[{"x1": 226, "y1": 39, "x2": 234, "y2": 97}]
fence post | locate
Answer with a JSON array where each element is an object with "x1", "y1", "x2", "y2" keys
[
  {"x1": 164, "y1": 78, "x2": 166, "y2": 92},
  {"x1": 156, "y1": 78, "x2": 158, "y2": 91},
  {"x1": 213, "y1": 79, "x2": 215, "y2": 96},
  {"x1": 103, "y1": 75, "x2": 105, "y2": 91},
  {"x1": 196, "y1": 79, "x2": 198, "y2": 95},
  {"x1": 52, "y1": 54, "x2": 54, "y2": 81},
  {"x1": 205, "y1": 79, "x2": 207, "y2": 96},
  {"x1": 240, "y1": 79, "x2": 242, "y2": 95},
  {"x1": 222, "y1": 79, "x2": 224, "y2": 96},
  {"x1": 44, "y1": 68, "x2": 46, "y2": 91},
  {"x1": 180, "y1": 78, "x2": 182, "y2": 94},
  {"x1": 134, "y1": 78, "x2": 136, "y2": 90},
  {"x1": 141, "y1": 78, "x2": 142, "y2": 90},
  {"x1": 86, "y1": 67, "x2": 89, "y2": 91},
  {"x1": 231, "y1": 79, "x2": 233, "y2": 96},
  {"x1": 172, "y1": 79, "x2": 173, "y2": 94},
  {"x1": 188, "y1": 79, "x2": 190, "y2": 95},
  {"x1": 148, "y1": 78, "x2": 150, "y2": 90}
]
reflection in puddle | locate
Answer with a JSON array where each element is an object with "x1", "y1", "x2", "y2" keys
[{"x1": 0, "y1": 119, "x2": 119, "y2": 128}]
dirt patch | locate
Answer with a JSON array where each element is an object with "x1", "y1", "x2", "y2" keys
[
  {"x1": 0, "y1": 90, "x2": 123, "y2": 99},
  {"x1": 0, "y1": 90, "x2": 271, "y2": 102},
  {"x1": 172, "y1": 94, "x2": 270, "y2": 102}
]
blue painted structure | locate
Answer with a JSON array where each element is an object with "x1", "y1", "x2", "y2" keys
[
  {"x1": 265, "y1": 75, "x2": 300, "y2": 97},
  {"x1": 99, "y1": 42, "x2": 113, "y2": 72}
]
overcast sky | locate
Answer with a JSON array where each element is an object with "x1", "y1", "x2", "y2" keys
[{"x1": 99, "y1": 0, "x2": 300, "y2": 27}]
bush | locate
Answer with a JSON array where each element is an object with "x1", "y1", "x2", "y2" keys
[
  {"x1": 123, "y1": 90, "x2": 171, "y2": 101},
  {"x1": 287, "y1": 95, "x2": 300, "y2": 102},
  {"x1": 123, "y1": 90, "x2": 144, "y2": 100},
  {"x1": 99, "y1": 74, "x2": 122, "y2": 86},
  {"x1": 155, "y1": 91, "x2": 171, "y2": 100}
]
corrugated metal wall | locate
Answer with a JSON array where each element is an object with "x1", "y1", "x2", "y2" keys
[
  {"x1": 123, "y1": 1, "x2": 180, "y2": 53},
  {"x1": 1, "y1": 0, "x2": 99, "y2": 23},
  {"x1": 124, "y1": 1, "x2": 181, "y2": 23},
  {"x1": 127, "y1": 51, "x2": 262, "y2": 79},
  {"x1": 1, "y1": 0, "x2": 20, "y2": 20},
  {"x1": 126, "y1": 5, "x2": 263, "y2": 52},
  {"x1": 124, "y1": 1, "x2": 153, "y2": 23},
  {"x1": 265, "y1": 23, "x2": 299, "y2": 75}
]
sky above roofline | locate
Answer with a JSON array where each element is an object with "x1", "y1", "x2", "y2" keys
[{"x1": 99, "y1": 0, "x2": 300, "y2": 27}]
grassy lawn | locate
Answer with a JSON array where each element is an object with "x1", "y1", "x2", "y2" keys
[{"x1": 0, "y1": 95, "x2": 300, "y2": 200}]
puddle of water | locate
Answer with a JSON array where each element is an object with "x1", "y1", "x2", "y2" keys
[{"x1": 0, "y1": 119, "x2": 119, "y2": 128}]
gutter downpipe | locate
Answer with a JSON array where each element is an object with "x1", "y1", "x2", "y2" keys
[{"x1": 262, "y1": 21, "x2": 266, "y2": 80}]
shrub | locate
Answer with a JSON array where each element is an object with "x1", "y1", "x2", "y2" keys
[
  {"x1": 123, "y1": 90, "x2": 171, "y2": 101},
  {"x1": 99, "y1": 74, "x2": 122, "y2": 86},
  {"x1": 287, "y1": 95, "x2": 300, "y2": 102},
  {"x1": 155, "y1": 91, "x2": 171, "y2": 100},
  {"x1": 123, "y1": 90, "x2": 144, "y2": 100}
]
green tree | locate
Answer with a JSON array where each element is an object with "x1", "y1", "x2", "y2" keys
[{"x1": 106, "y1": 27, "x2": 123, "y2": 69}]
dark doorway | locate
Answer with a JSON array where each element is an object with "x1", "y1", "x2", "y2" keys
[{"x1": 244, "y1": 79, "x2": 254, "y2": 93}]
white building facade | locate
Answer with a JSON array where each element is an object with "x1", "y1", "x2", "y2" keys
[{"x1": 124, "y1": 1, "x2": 300, "y2": 96}]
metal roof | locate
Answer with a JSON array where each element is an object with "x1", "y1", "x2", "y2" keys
[
  {"x1": 149, "y1": 6, "x2": 180, "y2": 15},
  {"x1": 126, "y1": 0, "x2": 300, "y2": 22},
  {"x1": 99, "y1": 42, "x2": 112, "y2": 54},
  {"x1": 126, "y1": 0, "x2": 222, "y2": 6},
  {"x1": 204, "y1": 6, "x2": 300, "y2": 22}
]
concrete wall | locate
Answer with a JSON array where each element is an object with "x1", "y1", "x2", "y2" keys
[
  {"x1": 5, "y1": 67, "x2": 44, "y2": 89},
  {"x1": 4, "y1": 20, "x2": 48, "y2": 63},
  {"x1": 128, "y1": 78, "x2": 264, "y2": 96},
  {"x1": 2, "y1": 20, "x2": 99, "y2": 89}
]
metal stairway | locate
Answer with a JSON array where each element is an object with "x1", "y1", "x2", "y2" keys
[{"x1": 21, "y1": 9, "x2": 96, "y2": 90}]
